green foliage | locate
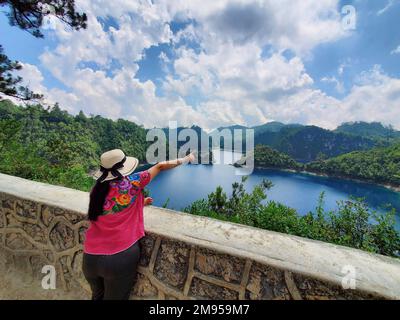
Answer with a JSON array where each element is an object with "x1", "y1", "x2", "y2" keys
[
  {"x1": 335, "y1": 121, "x2": 400, "y2": 142},
  {"x1": 0, "y1": 1, "x2": 87, "y2": 100},
  {"x1": 162, "y1": 198, "x2": 170, "y2": 209},
  {"x1": 184, "y1": 179, "x2": 400, "y2": 258},
  {"x1": 1, "y1": 100, "x2": 399, "y2": 257},
  {"x1": 200, "y1": 120, "x2": 399, "y2": 163},
  {"x1": 237, "y1": 144, "x2": 302, "y2": 170},
  {"x1": 0, "y1": 120, "x2": 94, "y2": 191},
  {"x1": 253, "y1": 121, "x2": 302, "y2": 135},
  {"x1": 0, "y1": 100, "x2": 148, "y2": 191},
  {"x1": 254, "y1": 125, "x2": 385, "y2": 162},
  {"x1": 0, "y1": 45, "x2": 42, "y2": 100},
  {"x1": 249, "y1": 141, "x2": 400, "y2": 188},
  {"x1": 306, "y1": 144, "x2": 400, "y2": 187}
]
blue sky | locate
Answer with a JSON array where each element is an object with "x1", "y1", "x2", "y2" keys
[
  {"x1": 1, "y1": 0, "x2": 400, "y2": 129},
  {"x1": 308, "y1": 0, "x2": 400, "y2": 98}
]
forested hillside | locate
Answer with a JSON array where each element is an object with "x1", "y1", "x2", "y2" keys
[
  {"x1": 239, "y1": 141, "x2": 400, "y2": 188},
  {"x1": 305, "y1": 144, "x2": 400, "y2": 187},
  {"x1": 254, "y1": 125, "x2": 385, "y2": 162},
  {"x1": 2, "y1": 99, "x2": 400, "y2": 189},
  {"x1": 216, "y1": 121, "x2": 392, "y2": 162},
  {"x1": 0, "y1": 100, "x2": 148, "y2": 190},
  {"x1": 335, "y1": 121, "x2": 400, "y2": 141},
  {"x1": 236, "y1": 144, "x2": 302, "y2": 170}
]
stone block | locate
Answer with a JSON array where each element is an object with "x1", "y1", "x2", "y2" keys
[
  {"x1": 49, "y1": 221, "x2": 75, "y2": 252},
  {"x1": 15, "y1": 200, "x2": 37, "y2": 220},
  {"x1": 189, "y1": 277, "x2": 238, "y2": 300},
  {"x1": 5, "y1": 232, "x2": 35, "y2": 251},
  {"x1": 293, "y1": 274, "x2": 375, "y2": 300},
  {"x1": 194, "y1": 247, "x2": 245, "y2": 284},
  {"x1": 245, "y1": 262, "x2": 290, "y2": 300},
  {"x1": 139, "y1": 235, "x2": 155, "y2": 267},
  {"x1": 154, "y1": 238, "x2": 190, "y2": 290}
]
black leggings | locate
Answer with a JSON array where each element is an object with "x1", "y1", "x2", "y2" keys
[{"x1": 82, "y1": 241, "x2": 140, "y2": 300}]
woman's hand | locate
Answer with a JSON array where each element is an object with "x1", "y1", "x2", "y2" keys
[
  {"x1": 187, "y1": 151, "x2": 196, "y2": 163},
  {"x1": 144, "y1": 197, "x2": 153, "y2": 206},
  {"x1": 178, "y1": 151, "x2": 196, "y2": 165},
  {"x1": 148, "y1": 151, "x2": 197, "y2": 181}
]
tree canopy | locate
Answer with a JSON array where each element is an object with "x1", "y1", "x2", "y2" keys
[{"x1": 0, "y1": 0, "x2": 87, "y2": 100}]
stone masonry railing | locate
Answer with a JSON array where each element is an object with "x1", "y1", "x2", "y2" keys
[{"x1": 0, "y1": 173, "x2": 399, "y2": 300}]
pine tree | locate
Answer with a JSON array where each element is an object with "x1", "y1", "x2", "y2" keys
[{"x1": 0, "y1": 0, "x2": 87, "y2": 100}]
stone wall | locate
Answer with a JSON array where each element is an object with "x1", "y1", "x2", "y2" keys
[{"x1": 0, "y1": 173, "x2": 399, "y2": 300}]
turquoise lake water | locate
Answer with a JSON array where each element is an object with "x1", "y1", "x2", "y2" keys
[{"x1": 145, "y1": 150, "x2": 400, "y2": 230}]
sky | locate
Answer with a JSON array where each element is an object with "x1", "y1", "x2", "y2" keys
[{"x1": 0, "y1": 0, "x2": 400, "y2": 130}]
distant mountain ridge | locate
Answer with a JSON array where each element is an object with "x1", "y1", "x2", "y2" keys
[
  {"x1": 209, "y1": 121, "x2": 399, "y2": 162},
  {"x1": 254, "y1": 125, "x2": 385, "y2": 162},
  {"x1": 215, "y1": 121, "x2": 303, "y2": 135},
  {"x1": 335, "y1": 121, "x2": 400, "y2": 139}
]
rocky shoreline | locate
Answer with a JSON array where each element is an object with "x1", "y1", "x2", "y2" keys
[
  {"x1": 234, "y1": 164, "x2": 400, "y2": 193},
  {"x1": 292, "y1": 169, "x2": 400, "y2": 193}
]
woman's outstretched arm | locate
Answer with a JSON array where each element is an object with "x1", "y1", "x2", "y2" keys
[{"x1": 148, "y1": 152, "x2": 195, "y2": 182}]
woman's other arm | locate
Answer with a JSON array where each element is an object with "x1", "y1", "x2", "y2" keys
[
  {"x1": 148, "y1": 152, "x2": 195, "y2": 182},
  {"x1": 144, "y1": 197, "x2": 153, "y2": 206}
]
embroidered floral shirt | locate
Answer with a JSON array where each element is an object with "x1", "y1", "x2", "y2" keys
[{"x1": 84, "y1": 170, "x2": 151, "y2": 255}]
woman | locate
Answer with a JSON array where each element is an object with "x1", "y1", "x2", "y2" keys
[{"x1": 83, "y1": 148, "x2": 195, "y2": 300}]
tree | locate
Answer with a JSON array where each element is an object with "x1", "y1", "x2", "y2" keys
[
  {"x1": 316, "y1": 152, "x2": 328, "y2": 162},
  {"x1": 0, "y1": 45, "x2": 43, "y2": 100},
  {"x1": 0, "y1": 118, "x2": 21, "y2": 153},
  {"x1": 0, "y1": 0, "x2": 87, "y2": 38},
  {"x1": 0, "y1": 0, "x2": 87, "y2": 100}
]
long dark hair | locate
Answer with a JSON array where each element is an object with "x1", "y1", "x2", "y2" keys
[{"x1": 88, "y1": 179, "x2": 115, "y2": 221}]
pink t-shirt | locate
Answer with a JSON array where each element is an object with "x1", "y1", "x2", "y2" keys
[{"x1": 84, "y1": 170, "x2": 151, "y2": 255}]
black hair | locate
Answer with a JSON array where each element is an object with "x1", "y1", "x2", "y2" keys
[
  {"x1": 88, "y1": 179, "x2": 117, "y2": 221},
  {"x1": 87, "y1": 164, "x2": 145, "y2": 220}
]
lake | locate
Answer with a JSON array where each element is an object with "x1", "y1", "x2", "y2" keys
[{"x1": 145, "y1": 150, "x2": 400, "y2": 230}]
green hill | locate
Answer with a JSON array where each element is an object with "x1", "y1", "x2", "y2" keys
[
  {"x1": 210, "y1": 121, "x2": 394, "y2": 162},
  {"x1": 305, "y1": 144, "x2": 400, "y2": 187},
  {"x1": 214, "y1": 124, "x2": 248, "y2": 132},
  {"x1": 0, "y1": 100, "x2": 148, "y2": 190},
  {"x1": 254, "y1": 125, "x2": 385, "y2": 162},
  {"x1": 2, "y1": 99, "x2": 399, "y2": 189},
  {"x1": 160, "y1": 125, "x2": 212, "y2": 163},
  {"x1": 252, "y1": 121, "x2": 303, "y2": 135},
  {"x1": 236, "y1": 144, "x2": 302, "y2": 170},
  {"x1": 335, "y1": 121, "x2": 400, "y2": 140}
]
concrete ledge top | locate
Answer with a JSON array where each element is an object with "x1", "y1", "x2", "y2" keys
[{"x1": 0, "y1": 172, "x2": 399, "y2": 299}]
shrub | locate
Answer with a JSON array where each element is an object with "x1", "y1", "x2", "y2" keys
[{"x1": 184, "y1": 177, "x2": 400, "y2": 258}]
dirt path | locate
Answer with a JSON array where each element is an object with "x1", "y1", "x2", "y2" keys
[
  {"x1": 0, "y1": 269, "x2": 87, "y2": 300},
  {"x1": 0, "y1": 254, "x2": 86, "y2": 300}
]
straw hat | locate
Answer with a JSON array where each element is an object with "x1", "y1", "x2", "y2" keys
[{"x1": 93, "y1": 149, "x2": 139, "y2": 182}]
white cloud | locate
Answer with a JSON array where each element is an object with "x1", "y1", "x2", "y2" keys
[
  {"x1": 169, "y1": 0, "x2": 346, "y2": 54},
  {"x1": 321, "y1": 76, "x2": 345, "y2": 94},
  {"x1": 37, "y1": 0, "x2": 347, "y2": 129},
  {"x1": 291, "y1": 66, "x2": 400, "y2": 129},
  {"x1": 377, "y1": 0, "x2": 397, "y2": 16},
  {"x1": 7, "y1": 0, "x2": 400, "y2": 131},
  {"x1": 341, "y1": 65, "x2": 400, "y2": 126},
  {"x1": 391, "y1": 45, "x2": 400, "y2": 55},
  {"x1": 16, "y1": 63, "x2": 47, "y2": 94}
]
